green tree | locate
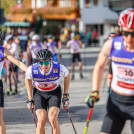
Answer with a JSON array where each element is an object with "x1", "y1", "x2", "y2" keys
[{"x1": 1, "y1": 0, "x2": 16, "y2": 14}]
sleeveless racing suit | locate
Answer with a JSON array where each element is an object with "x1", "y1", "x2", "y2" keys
[
  {"x1": 46, "y1": 41, "x2": 58, "y2": 61},
  {"x1": 101, "y1": 36, "x2": 134, "y2": 134},
  {"x1": 0, "y1": 46, "x2": 5, "y2": 107},
  {"x1": 69, "y1": 40, "x2": 81, "y2": 63},
  {"x1": 26, "y1": 61, "x2": 69, "y2": 110}
]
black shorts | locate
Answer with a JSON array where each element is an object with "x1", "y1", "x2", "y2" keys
[
  {"x1": 101, "y1": 91, "x2": 134, "y2": 134},
  {"x1": 0, "y1": 80, "x2": 4, "y2": 107},
  {"x1": 72, "y1": 53, "x2": 81, "y2": 63},
  {"x1": 9, "y1": 63, "x2": 18, "y2": 72},
  {"x1": 33, "y1": 86, "x2": 62, "y2": 111}
]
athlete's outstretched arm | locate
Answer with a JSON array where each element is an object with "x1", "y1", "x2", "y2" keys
[
  {"x1": 66, "y1": 41, "x2": 70, "y2": 48},
  {"x1": 92, "y1": 39, "x2": 112, "y2": 92},
  {"x1": 4, "y1": 49, "x2": 27, "y2": 72},
  {"x1": 78, "y1": 40, "x2": 85, "y2": 48}
]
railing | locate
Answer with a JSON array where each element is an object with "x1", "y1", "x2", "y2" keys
[
  {"x1": 59, "y1": 0, "x2": 76, "y2": 7},
  {"x1": 32, "y1": 0, "x2": 79, "y2": 9}
]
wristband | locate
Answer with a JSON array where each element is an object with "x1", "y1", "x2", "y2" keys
[
  {"x1": 63, "y1": 93, "x2": 69, "y2": 97},
  {"x1": 27, "y1": 100, "x2": 34, "y2": 104},
  {"x1": 92, "y1": 91, "x2": 99, "y2": 94}
]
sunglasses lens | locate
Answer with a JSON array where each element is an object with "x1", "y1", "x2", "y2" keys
[
  {"x1": 123, "y1": 31, "x2": 134, "y2": 37},
  {"x1": 39, "y1": 61, "x2": 50, "y2": 66}
]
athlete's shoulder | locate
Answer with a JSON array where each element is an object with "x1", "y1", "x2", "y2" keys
[
  {"x1": 0, "y1": 46, "x2": 5, "y2": 50},
  {"x1": 60, "y1": 64, "x2": 66, "y2": 69},
  {"x1": 26, "y1": 65, "x2": 32, "y2": 72}
]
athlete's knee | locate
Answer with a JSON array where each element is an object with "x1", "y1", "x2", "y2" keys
[
  {"x1": 100, "y1": 132, "x2": 109, "y2": 134},
  {"x1": 37, "y1": 117, "x2": 46, "y2": 128},
  {"x1": 78, "y1": 61, "x2": 82, "y2": 65},
  {"x1": 72, "y1": 63, "x2": 75, "y2": 65},
  {"x1": 0, "y1": 110, "x2": 4, "y2": 124},
  {"x1": 48, "y1": 115, "x2": 58, "y2": 128}
]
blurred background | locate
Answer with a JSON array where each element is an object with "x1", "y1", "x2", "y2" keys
[
  {"x1": 0, "y1": 0, "x2": 133, "y2": 47},
  {"x1": 0, "y1": 1, "x2": 134, "y2": 133}
]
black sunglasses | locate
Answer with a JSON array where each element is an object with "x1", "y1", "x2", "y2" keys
[{"x1": 122, "y1": 31, "x2": 134, "y2": 38}]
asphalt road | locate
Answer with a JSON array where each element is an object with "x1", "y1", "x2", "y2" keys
[{"x1": 3, "y1": 46, "x2": 131, "y2": 134}]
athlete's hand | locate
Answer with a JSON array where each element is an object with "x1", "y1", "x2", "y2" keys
[
  {"x1": 27, "y1": 100, "x2": 34, "y2": 110},
  {"x1": 62, "y1": 97, "x2": 69, "y2": 109},
  {"x1": 82, "y1": 44, "x2": 85, "y2": 48},
  {"x1": 85, "y1": 91, "x2": 99, "y2": 108}
]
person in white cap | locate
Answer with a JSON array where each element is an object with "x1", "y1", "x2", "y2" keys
[{"x1": 29, "y1": 34, "x2": 45, "y2": 64}]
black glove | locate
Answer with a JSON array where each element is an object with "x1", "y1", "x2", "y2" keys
[
  {"x1": 27, "y1": 100, "x2": 34, "y2": 110},
  {"x1": 85, "y1": 91, "x2": 99, "y2": 108},
  {"x1": 62, "y1": 97, "x2": 69, "y2": 106},
  {"x1": 27, "y1": 99, "x2": 34, "y2": 105}
]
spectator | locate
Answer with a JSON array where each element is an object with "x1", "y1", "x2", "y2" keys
[
  {"x1": 87, "y1": 29, "x2": 92, "y2": 46},
  {"x1": 45, "y1": 34, "x2": 62, "y2": 62},
  {"x1": 66, "y1": 33, "x2": 85, "y2": 80},
  {"x1": 6, "y1": 35, "x2": 19, "y2": 95},
  {"x1": 92, "y1": 29, "x2": 98, "y2": 46},
  {"x1": 29, "y1": 34, "x2": 45, "y2": 64}
]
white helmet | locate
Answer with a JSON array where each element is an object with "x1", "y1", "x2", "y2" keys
[
  {"x1": 5, "y1": 34, "x2": 13, "y2": 42},
  {"x1": 71, "y1": 33, "x2": 75, "y2": 38},
  {"x1": 32, "y1": 34, "x2": 40, "y2": 41}
]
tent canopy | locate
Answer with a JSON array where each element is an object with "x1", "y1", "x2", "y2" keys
[{"x1": 3, "y1": 21, "x2": 30, "y2": 27}]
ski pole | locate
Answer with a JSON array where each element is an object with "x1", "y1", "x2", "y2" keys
[
  {"x1": 66, "y1": 109, "x2": 77, "y2": 134},
  {"x1": 31, "y1": 109, "x2": 37, "y2": 128},
  {"x1": 84, "y1": 108, "x2": 93, "y2": 134}
]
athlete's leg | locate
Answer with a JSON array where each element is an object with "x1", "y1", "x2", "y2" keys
[
  {"x1": 131, "y1": 118, "x2": 134, "y2": 133},
  {"x1": 77, "y1": 53, "x2": 83, "y2": 72},
  {"x1": 71, "y1": 54, "x2": 75, "y2": 80},
  {"x1": 7, "y1": 71, "x2": 12, "y2": 95},
  {"x1": 101, "y1": 112, "x2": 126, "y2": 134},
  {"x1": 12, "y1": 71, "x2": 18, "y2": 94},
  {"x1": 8, "y1": 71, "x2": 12, "y2": 88},
  {"x1": 72, "y1": 62, "x2": 75, "y2": 73},
  {"x1": 36, "y1": 109, "x2": 47, "y2": 134},
  {"x1": 0, "y1": 108, "x2": 6, "y2": 134},
  {"x1": 78, "y1": 61, "x2": 83, "y2": 72},
  {"x1": 48, "y1": 106, "x2": 60, "y2": 134},
  {"x1": 71, "y1": 62, "x2": 75, "y2": 80},
  {"x1": 78, "y1": 61, "x2": 84, "y2": 78},
  {"x1": 0, "y1": 80, "x2": 6, "y2": 134},
  {"x1": 77, "y1": 53, "x2": 83, "y2": 78}
]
